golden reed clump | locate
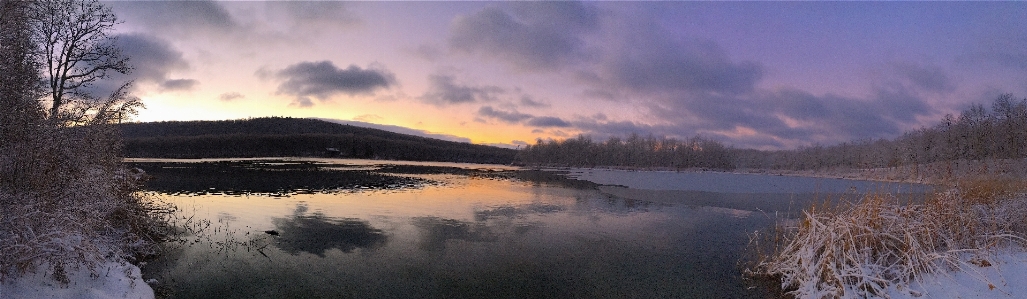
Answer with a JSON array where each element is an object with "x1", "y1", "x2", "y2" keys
[{"x1": 747, "y1": 178, "x2": 1027, "y2": 298}]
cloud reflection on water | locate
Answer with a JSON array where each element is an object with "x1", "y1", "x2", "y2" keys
[
  {"x1": 271, "y1": 204, "x2": 387, "y2": 256},
  {"x1": 411, "y1": 217, "x2": 498, "y2": 251},
  {"x1": 473, "y1": 203, "x2": 564, "y2": 221}
]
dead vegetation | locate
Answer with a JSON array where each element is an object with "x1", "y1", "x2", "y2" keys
[
  {"x1": 0, "y1": 0, "x2": 177, "y2": 284},
  {"x1": 747, "y1": 177, "x2": 1027, "y2": 298},
  {"x1": 0, "y1": 124, "x2": 177, "y2": 283}
]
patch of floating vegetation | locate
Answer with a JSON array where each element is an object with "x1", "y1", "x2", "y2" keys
[
  {"x1": 476, "y1": 169, "x2": 603, "y2": 189},
  {"x1": 128, "y1": 160, "x2": 437, "y2": 196},
  {"x1": 128, "y1": 159, "x2": 608, "y2": 196}
]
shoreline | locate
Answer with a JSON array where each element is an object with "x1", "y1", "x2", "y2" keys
[
  {"x1": 530, "y1": 157, "x2": 1027, "y2": 186},
  {"x1": 0, "y1": 261, "x2": 154, "y2": 299}
]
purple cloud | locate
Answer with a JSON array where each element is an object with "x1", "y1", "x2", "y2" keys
[
  {"x1": 270, "y1": 61, "x2": 396, "y2": 106},
  {"x1": 420, "y1": 75, "x2": 504, "y2": 105}
]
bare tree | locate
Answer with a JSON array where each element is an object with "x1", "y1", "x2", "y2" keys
[
  {"x1": 991, "y1": 94, "x2": 1027, "y2": 158},
  {"x1": 54, "y1": 80, "x2": 144, "y2": 125},
  {"x1": 1, "y1": 0, "x2": 168, "y2": 282},
  {"x1": 1, "y1": 0, "x2": 47, "y2": 194},
  {"x1": 29, "y1": 0, "x2": 132, "y2": 123}
]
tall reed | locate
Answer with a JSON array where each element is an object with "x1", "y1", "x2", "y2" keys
[{"x1": 748, "y1": 178, "x2": 1027, "y2": 298}]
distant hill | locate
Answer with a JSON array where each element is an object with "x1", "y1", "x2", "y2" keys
[
  {"x1": 313, "y1": 118, "x2": 475, "y2": 144},
  {"x1": 116, "y1": 117, "x2": 517, "y2": 164}
]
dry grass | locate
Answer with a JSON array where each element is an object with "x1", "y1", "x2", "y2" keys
[
  {"x1": 0, "y1": 124, "x2": 177, "y2": 284},
  {"x1": 0, "y1": 168, "x2": 177, "y2": 283},
  {"x1": 748, "y1": 178, "x2": 1027, "y2": 298}
]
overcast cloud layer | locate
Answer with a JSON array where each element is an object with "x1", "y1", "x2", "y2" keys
[{"x1": 109, "y1": 1, "x2": 1027, "y2": 149}]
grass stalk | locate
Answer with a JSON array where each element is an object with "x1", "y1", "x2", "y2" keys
[{"x1": 748, "y1": 177, "x2": 1027, "y2": 298}]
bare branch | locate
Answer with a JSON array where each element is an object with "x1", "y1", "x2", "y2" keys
[{"x1": 29, "y1": 0, "x2": 128, "y2": 122}]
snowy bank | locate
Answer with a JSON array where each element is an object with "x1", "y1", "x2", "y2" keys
[
  {"x1": 0, "y1": 262, "x2": 154, "y2": 299},
  {"x1": 888, "y1": 251, "x2": 1027, "y2": 299},
  {"x1": 749, "y1": 178, "x2": 1027, "y2": 299}
]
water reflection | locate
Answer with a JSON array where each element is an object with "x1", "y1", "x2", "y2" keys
[
  {"x1": 129, "y1": 160, "x2": 428, "y2": 195},
  {"x1": 138, "y1": 159, "x2": 814, "y2": 298},
  {"x1": 271, "y1": 204, "x2": 387, "y2": 256},
  {"x1": 474, "y1": 203, "x2": 564, "y2": 221},
  {"x1": 412, "y1": 217, "x2": 497, "y2": 251}
]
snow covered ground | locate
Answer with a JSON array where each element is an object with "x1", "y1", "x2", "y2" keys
[
  {"x1": 888, "y1": 251, "x2": 1027, "y2": 299},
  {"x1": 0, "y1": 262, "x2": 154, "y2": 299},
  {"x1": 562, "y1": 168, "x2": 1027, "y2": 298}
]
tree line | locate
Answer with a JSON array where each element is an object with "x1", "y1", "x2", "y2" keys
[
  {"x1": 517, "y1": 94, "x2": 1027, "y2": 171},
  {"x1": 744, "y1": 94, "x2": 1027, "y2": 170},
  {"x1": 118, "y1": 117, "x2": 518, "y2": 164},
  {"x1": 517, "y1": 134, "x2": 735, "y2": 169}
]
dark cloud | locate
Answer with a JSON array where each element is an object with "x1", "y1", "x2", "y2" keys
[
  {"x1": 271, "y1": 61, "x2": 396, "y2": 106},
  {"x1": 411, "y1": 44, "x2": 444, "y2": 61},
  {"x1": 555, "y1": 81, "x2": 933, "y2": 149},
  {"x1": 293, "y1": 98, "x2": 314, "y2": 108},
  {"x1": 79, "y1": 33, "x2": 197, "y2": 98},
  {"x1": 978, "y1": 50, "x2": 1027, "y2": 71},
  {"x1": 274, "y1": 1, "x2": 358, "y2": 25},
  {"x1": 513, "y1": 9, "x2": 930, "y2": 149},
  {"x1": 420, "y1": 74, "x2": 504, "y2": 105},
  {"x1": 219, "y1": 92, "x2": 244, "y2": 102},
  {"x1": 445, "y1": 4, "x2": 938, "y2": 149},
  {"x1": 111, "y1": 1, "x2": 237, "y2": 35},
  {"x1": 116, "y1": 34, "x2": 189, "y2": 82},
  {"x1": 449, "y1": 2, "x2": 600, "y2": 70},
  {"x1": 963, "y1": 22, "x2": 1027, "y2": 72},
  {"x1": 159, "y1": 79, "x2": 199, "y2": 91},
  {"x1": 892, "y1": 63, "x2": 955, "y2": 93},
  {"x1": 603, "y1": 37, "x2": 763, "y2": 96},
  {"x1": 478, "y1": 106, "x2": 572, "y2": 128},
  {"x1": 574, "y1": 119, "x2": 658, "y2": 138},
  {"x1": 633, "y1": 87, "x2": 933, "y2": 148},
  {"x1": 478, "y1": 106, "x2": 532, "y2": 123},
  {"x1": 526, "y1": 116, "x2": 571, "y2": 127},
  {"x1": 518, "y1": 95, "x2": 550, "y2": 108},
  {"x1": 449, "y1": 3, "x2": 760, "y2": 96},
  {"x1": 581, "y1": 89, "x2": 619, "y2": 101}
]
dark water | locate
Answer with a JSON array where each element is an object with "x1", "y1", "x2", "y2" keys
[{"x1": 132, "y1": 159, "x2": 917, "y2": 298}]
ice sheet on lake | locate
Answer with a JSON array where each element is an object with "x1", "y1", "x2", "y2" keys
[{"x1": 565, "y1": 169, "x2": 930, "y2": 194}]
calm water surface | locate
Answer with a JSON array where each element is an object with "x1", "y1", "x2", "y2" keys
[{"x1": 136, "y1": 159, "x2": 923, "y2": 298}]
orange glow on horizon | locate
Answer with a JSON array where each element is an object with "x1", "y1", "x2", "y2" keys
[{"x1": 132, "y1": 94, "x2": 563, "y2": 148}]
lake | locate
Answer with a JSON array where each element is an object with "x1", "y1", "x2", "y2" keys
[{"x1": 131, "y1": 158, "x2": 930, "y2": 298}]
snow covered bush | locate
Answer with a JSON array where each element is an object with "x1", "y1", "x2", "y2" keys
[
  {"x1": 0, "y1": 0, "x2": 173, "y2": 284},
  {"x1": 0, "y1": 119, "x2": 176, "y2": 283},
  {"x1": 749, "y1": 179, "x2": 1027, "y2": 298}
]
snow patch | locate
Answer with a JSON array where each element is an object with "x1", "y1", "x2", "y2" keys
[
  {"x1": 0, "y1": 262, "x2": 154, "y2": 299},
  {"x1": 888, "y1": 251, "x2": 1027, "y2": 299}
]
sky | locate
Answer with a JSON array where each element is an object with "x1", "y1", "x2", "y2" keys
[{"x1": 101, "y1": 1, "x2": 1027, "y2": 150}]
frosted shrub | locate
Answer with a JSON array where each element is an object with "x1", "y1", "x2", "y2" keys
[
  {"x1": 0, "y1": 124, "x2": 175, "y2": 283},
  {"x1": 0, "y1": 0, "x2": 172, "y2": 284},
  {"x1": 750, "y1": 179, "x2": 1027, "y2": 298}
]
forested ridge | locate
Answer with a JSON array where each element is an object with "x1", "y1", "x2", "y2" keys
[
  {"x1": 518, "y1": 94, "x2": 1027, "y2": 171},
  {"x1": 117, "y1": 117, "x2": 517, "y2": 164},
  {"x1": 118, "y1": 94, "x2": 1027, "y2": 170}
]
